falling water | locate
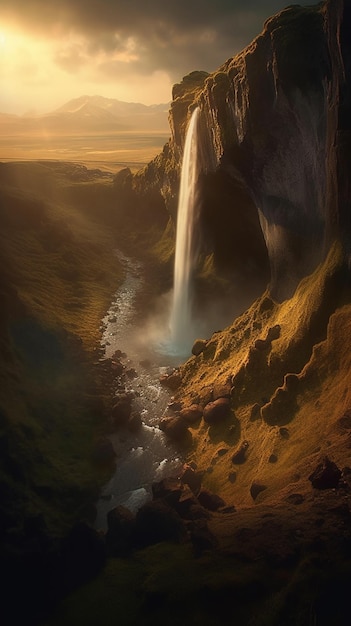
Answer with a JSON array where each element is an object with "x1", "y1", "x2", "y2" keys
[{"x1": 169, "y1": 107, "x2": 200, "y2": 354}]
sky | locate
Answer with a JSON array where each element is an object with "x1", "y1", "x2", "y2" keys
[{"x1": 0, "y1": 0, "x2": 313, "y2": 115}]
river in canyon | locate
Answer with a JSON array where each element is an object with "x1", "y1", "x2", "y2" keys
[{"x1": 95, "y1": 251, "x2": 185, "y2": 530}]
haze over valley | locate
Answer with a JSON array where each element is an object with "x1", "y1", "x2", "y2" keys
[{"x1": 0, "y1": 95, "x2": 170, "y2": 170}]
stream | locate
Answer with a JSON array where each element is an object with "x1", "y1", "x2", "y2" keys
[{"x1": 95, "y1": 251, "x2": 185, "y2": 530}]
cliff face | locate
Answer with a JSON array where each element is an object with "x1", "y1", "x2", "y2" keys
[{"x1": 125, "y1": 0, "x2": 350, "y2": 303}]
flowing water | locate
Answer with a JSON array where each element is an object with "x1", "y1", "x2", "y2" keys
[
  {"x1": 95, "y1": 251, "x2": 183, "y2": 530},
  {"x1": 169, "y1": 107, "x2": 200, "y2": 355}
]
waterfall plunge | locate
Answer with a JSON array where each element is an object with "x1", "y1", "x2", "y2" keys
[{"x1": 169, "y1": 107, "x2": 200, "y2": 355}]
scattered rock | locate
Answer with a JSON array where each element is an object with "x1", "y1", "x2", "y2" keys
[
  {"x1": 139, "y1": 359, "x2": 151, "y2": 369},
  {"x1": 213, "y1": 381, "x2": 232, "y2": 400},
  {"x1": 112, "y1": 349, "x2": 126, "y2": 360},
  {"x1": 203, "y1": 397, "x2": 231, "y2": 424},
  {"x1": 134, "y1": 500, "x2": 187, "y2": 547},
  {"x1": 152, "y1": 477, "x2": 183, "y2": 506},
  {"x1": 127, "y1": 412, "x2": 142, "y2": 432},
  {"x1": 111, "y1": 394, "x2": 133, "y2": 427},
  {"x1": 179, "y1": 464, "x2": 203, "y2": 494},
  {"x1": 250, "y1": 482, "x2": 267, "y2": 500},
  {"x1": 269, "y1": 454, "x2": 278, "y2": 463},
  {"x1": 220, "y1": 505, "x2": 236, "y2": 514},
  {"x1": 159, "y1": 416, "x2": 189, "y2": 441},
  {"x1": 106, "y1": 506, "x2": 135, "y2": 556},
  {"x1": 279, "y1": 427, "x2": 290, "y2": 439},
  {"x1": 286, "y1": 493, "x2": 305, "y2": 505},
  {"x1": 228, "y1": 471, "x2": 237, "y2": 484},
  {"x1": 192, "y1": 338, "x2": 207, "y2": 356},
  {"x1": 126, "y1": 368, "x2": 137, "y2": 379},
  {"x1": 159, "y1": 370, "x2": 182, "y2": 390},
  {"x1": 110, "y1": 360, "x2": 124, "y2": 375},
  {"x1": 232, "y1": 440, "x2": 249, "y2": 464},
  {"x1": 167, "y1": 400, "x2": 182, "y2": 412},
  {"x1": 217, "y1": 447, "x2": 229, "y2": 457},
  {"x1": 308, "y1": 456, "x2": 342, "y2": 490},
  {"x1": 180, "y1": 404, "x2": 203, "y2": 424},
  {"x1": 198, "y1": 489, "x2": 226, "y2": 511}
]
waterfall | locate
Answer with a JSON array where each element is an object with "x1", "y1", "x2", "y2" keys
[{"x1": 169, "y1": 107, "x2": 200, "y2": 354}]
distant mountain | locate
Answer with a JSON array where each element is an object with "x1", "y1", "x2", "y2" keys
[{"x1": 0, "y1": 96, "x2": 170, "y2": 134}]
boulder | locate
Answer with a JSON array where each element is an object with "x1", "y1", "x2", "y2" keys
[
  {"x1": 111, "y1": 394, "x2": 132, "y2": 427},
  {"x1": 134, "y1": 500, "x2": 187, "y2": 547},
  {"x1": 159, "y1": 370, "x2": 182, "y2": 390},
  {"x1": 192, "y1": 339, "x2": 207, "y2": 356},
  {"x1": 152, "y1": 477, "x2": 183, "y2": 506},
  {"x1": 180, "y1": 404, "x2": 203, "y2": 424},
  {"x1": 250, "y1": 482, "x2": 267, "y2": 501},
  {"x1": 158, "y1": 416, "x2": 189, "y2": 441},
  {"x1": 179, "y1": 464, "x2": 204, "y2": 494},
  {"x1": 197, "y1": 489, "x2": 226, "y2": 511},
  {"x1": 106, "y1": 506, "x2": 135, "y2": 556},
  {"x1": 203, "y1": 397, "x2": 231, "y2": 424},
  {"x1": 231, "y1": 440, "x2": 249, "y2": 464},
  {"x1": 127, "y1": 412, "x2": 142, "y2": 432},
  {"x1": 308, "y1": 456, "x2": 342, "y2": 489}
]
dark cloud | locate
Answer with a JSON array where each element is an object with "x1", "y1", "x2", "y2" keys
[{"x1": 2, "y1": 0, "x2": 313, "y2": 80}]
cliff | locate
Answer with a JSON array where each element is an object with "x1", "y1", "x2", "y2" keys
[{"x1": 119, "y1": 0, "x2": 350, "y2": 305}]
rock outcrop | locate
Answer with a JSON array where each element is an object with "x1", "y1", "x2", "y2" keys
[{"x1": 115, "y1": 0, "x2": 350, "y2": 304}]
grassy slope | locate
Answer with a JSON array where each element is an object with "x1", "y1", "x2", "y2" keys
[
  {"x1": 178, "y1": 241, "x2": 351, "y2": 506},
  {"x1": 0, "y1": 161, "x2": 122, "y2": 532}
]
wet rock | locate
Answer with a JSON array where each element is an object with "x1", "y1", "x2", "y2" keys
[
  {"x1": 159, "y1": 416, "x2": 189, "y2": 441},
  {"x1": 231, "y1": 440, "x2": 249, "y2": 464},
  {"x1": 180, "y1": 404, "x2": 203, "y2": 424},
  {"x1": 250, "y1": 482, "x2": 267, "y2": 500},
  {"x1": 111, "y1": 360, "x2": 124, "y2": 375},
  {"x1": 159, "y1": 370, "x2": 182, "y2": 390},
  {"x1": 198, "y1": 489, "x2": 226, "y2": 511},
  {"x1": 203, "y1": 397, "x2": 231, "y2": 424},
  {"x1": 127, "y1": 412, "x2": 143, "y2": 432},
  {"x1": 111, "y1": 394, "x2": 133, "y2": 427},
  {"x1": 152, "y1": 477, "x2": 183, "y2": 507},
  {"x1": 126, "y1": 368, "x2": 137, "y2": 379},
  {"x1": 192, "y1": 338, "x2": 207, "y2": 356},
  {"x1": 167, "y1": 400, "x2": 182, "y2": 412},
  {"x1": 308, "y1": 456, "x2": 342, "y2": 489},
  {"x1": 106, "y1": 506, "x2": 135, "y2": 556},
  {"x1": 134, "y1": 500, "x2": 187, "y2": 547},
  {"x1": 179, "y1": 464, "x2": 203, "y2": 494}
]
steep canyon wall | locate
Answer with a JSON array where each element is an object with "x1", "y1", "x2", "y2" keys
[{"x1": 119, "y1": 0, "x2": 350, "y2": 303}]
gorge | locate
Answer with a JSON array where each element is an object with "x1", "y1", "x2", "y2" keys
[{"x1": 1, "y1": 0, "x2": 351, "y2": 625}]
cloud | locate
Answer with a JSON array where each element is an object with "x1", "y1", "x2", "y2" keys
[{"x1": 2, "y1": 0, "x2": 312, "y2": 79}]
